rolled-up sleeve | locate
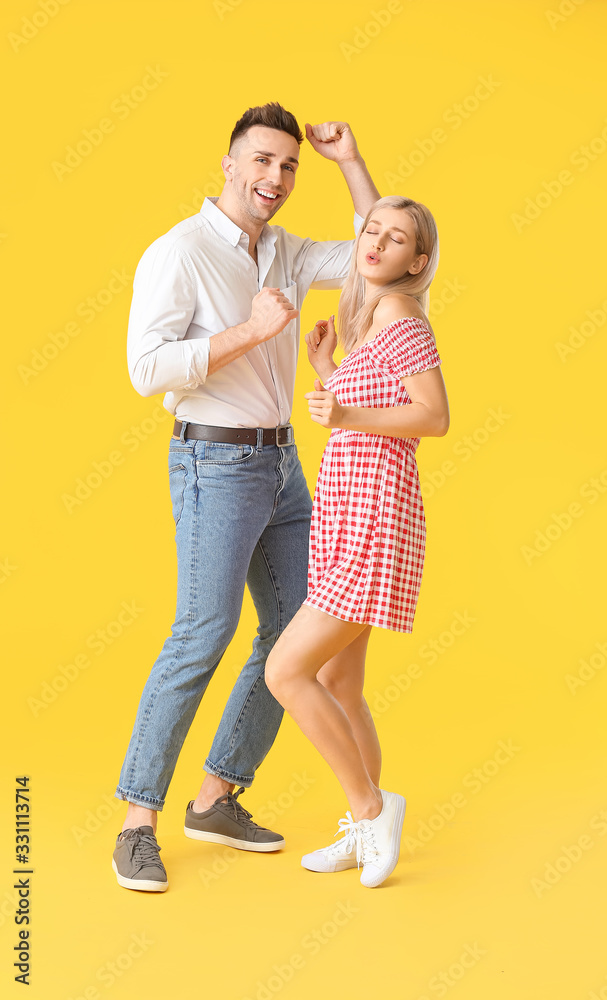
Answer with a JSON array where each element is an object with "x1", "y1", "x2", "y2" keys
[{"x1": 126, "y1": 239, "x2": 210, "y2": 397}]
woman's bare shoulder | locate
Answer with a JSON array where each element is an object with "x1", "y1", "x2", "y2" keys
[{"x1": 372, "y1": 293, "x2": 427, "y2": 325}]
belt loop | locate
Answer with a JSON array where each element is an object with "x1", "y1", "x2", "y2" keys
[
  {"x1": 179, "y1": 420, "x2": 188, "y2": 443},
  {"x1": 256, "y1": 427, "x2": 264, "y2": 453}
]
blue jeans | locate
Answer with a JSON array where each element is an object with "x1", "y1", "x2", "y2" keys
[{"x1": 115, "y1": 433, "x2": 312, "y2": 810}]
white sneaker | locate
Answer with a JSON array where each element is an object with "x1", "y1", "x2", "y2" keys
[
  {"x1": 357, "y1": 790, "x2": 406, "y2": 888},
  {"x1": 301, "y1": 813, "x2": 359, "y2": 873}
]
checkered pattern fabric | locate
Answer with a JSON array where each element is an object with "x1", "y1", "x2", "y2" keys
[{"x1": 304, "y1": 317, "x2": 442, "y2": 633}]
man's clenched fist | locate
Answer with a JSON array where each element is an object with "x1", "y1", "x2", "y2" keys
[
  {"x1": 247, "y1": 287, "x2": 299, "y2": 343},
  {"x1": 305, "y1": 121, "x2": 360, "y2": 163}
]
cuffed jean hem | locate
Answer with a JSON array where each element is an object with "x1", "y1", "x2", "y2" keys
[
  {"x1": 203, "y1": 759, "x2": 254, "y2": 788},
  {"x1": 114, "y1": 786, "x2": 166, "y2": 811}
]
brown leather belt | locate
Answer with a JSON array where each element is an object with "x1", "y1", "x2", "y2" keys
[{"x1": 173, "y1": 420, "x2": 294, "y2": 447}]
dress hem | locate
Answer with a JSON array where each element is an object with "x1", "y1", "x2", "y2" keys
[{"x1": 302, "y1": 597, "x2": 413, "y2": 634}]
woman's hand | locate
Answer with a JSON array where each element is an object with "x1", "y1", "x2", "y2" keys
[
  {"x1": 305, "y1": 316, "x2": 338, "y2": 380},
  {"x1": 305, "y1": 378, "x2": 347, "y2": 429}
]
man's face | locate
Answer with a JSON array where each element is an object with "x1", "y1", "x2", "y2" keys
[{"x1": 223, "y1": 126, "x2": 300, "y2": 225}]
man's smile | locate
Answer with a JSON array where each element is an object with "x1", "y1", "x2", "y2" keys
[{"x1": 254, "y1": 187, "x2": 281, "y2": 204}]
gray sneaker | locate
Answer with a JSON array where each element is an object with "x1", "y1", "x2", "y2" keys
[
  {"x1": 112, "y1": 825, "x2": 168, "y2": 892},
  {"x1": 184, "y1": 786, "x2": 285, "y2": 852}
]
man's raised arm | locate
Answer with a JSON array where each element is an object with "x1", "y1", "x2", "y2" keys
[{"x1": 305, "y1": 121, "x2": 381, "y2": 219}]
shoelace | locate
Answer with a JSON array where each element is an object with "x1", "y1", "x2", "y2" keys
[
  {"x1": 331, "y1": 812, "x2": 359, "y2": 856},
  {"x1": 216, "y1": 786, "x2": 258, "y2": 827},
  {"x1": 358, "y1": 824, "x2": 379, "y2": 866},
  {"x1": 121, "y1": 829, "x2": 163, "y2": 871},
  {"x1": 332, "y1": 813, "x2": 380, "y2": 868}
]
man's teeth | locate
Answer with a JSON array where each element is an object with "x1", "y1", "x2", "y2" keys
[{"x1": 256, "y1": 189, "x2": 278, "y2": 199}]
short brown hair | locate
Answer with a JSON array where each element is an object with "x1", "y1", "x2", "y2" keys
[{"x1": 229, "y1": 102, "x2": 303, "y2": 153}]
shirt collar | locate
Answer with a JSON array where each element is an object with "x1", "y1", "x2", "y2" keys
[{"x1": 200, "y1": 197, "x2": 277, "y2": 250}]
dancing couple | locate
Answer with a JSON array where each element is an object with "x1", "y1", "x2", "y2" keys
[{"x1": 112, "y1": 102, "x2": 449, "y2": 893}]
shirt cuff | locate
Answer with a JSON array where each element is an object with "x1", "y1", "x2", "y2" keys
[
  {"x1": 353, "y1": 211, "x2": 365, "y2": 235},
  {"x1": 187, "y1": 340, "x2": 211, "y2": 386}
]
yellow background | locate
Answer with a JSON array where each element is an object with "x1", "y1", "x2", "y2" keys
[{"x1": 2, "y1": 1, "x2": 606, "y2": 997}]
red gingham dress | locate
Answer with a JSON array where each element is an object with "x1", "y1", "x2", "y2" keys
[{"x1": 303, "y1": 317, "x2": 442, "y2": 633}]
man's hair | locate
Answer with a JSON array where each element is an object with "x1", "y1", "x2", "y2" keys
[{"x1": 229, "y1": 102, "x2": 304, "y2": 153}]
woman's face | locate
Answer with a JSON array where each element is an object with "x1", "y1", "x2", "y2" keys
[{"x1": 356, "y1": 207, "x2": 428, "y2": 285}]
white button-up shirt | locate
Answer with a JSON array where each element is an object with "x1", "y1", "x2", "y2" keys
[{"x1": 127, "y1": 197, "x2": 363, "y2": 427}]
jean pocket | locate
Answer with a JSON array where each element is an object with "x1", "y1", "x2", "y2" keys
[
  {"x1": 196, "y1": 442, "x2": 255, "y2": 466},
  {"x1": 168, "y1": 463, "x2": 187, "y2": 526}
]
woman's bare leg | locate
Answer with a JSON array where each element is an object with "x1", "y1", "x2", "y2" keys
[
  {"x1": 316, "y1": 626, "x2": 382, "y2": 787},
  {"x1": 265, "y1": 605, "x2": 382, "y2": 821}
]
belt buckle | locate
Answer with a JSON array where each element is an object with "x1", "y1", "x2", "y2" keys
[{"x1": 276, "y1": 424, "x2": 294, "y2": 447}]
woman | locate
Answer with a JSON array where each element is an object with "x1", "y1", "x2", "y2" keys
[{"x1": 265, "y1": 195, "x2": 450, "y2": 888}]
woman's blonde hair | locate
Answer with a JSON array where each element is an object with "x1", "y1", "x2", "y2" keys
[{"x1": 337, "y1": 196, "x2": 439, "y2": 352}]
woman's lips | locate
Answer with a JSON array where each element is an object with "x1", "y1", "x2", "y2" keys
[{"x1": 365, "y1": 253, "x2": 380, "y2": 264}]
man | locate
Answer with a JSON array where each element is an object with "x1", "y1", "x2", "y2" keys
[{"x1": 113, "y1": 102, "x2": 380, "y2": 891}]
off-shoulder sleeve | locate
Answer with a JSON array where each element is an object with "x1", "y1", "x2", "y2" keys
[{"x1": 367, "y1": 317, "x2": 442, "y2": 379}]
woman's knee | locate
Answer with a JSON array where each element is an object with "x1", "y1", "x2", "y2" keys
[
  {"x1": 318, "y1": 670, "x2": 362, "y2": 707},
  {"x1": 265, "y1": 647, "x2": 304, "y2": 705}
]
